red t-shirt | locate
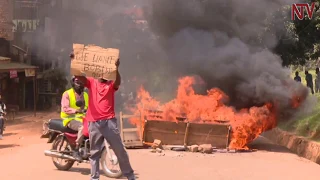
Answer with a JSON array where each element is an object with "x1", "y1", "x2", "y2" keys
[{"x1": 85, "y1": 77, "x2": 118, "y2": 121}]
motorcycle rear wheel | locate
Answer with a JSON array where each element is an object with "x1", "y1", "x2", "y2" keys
[
  {"x1": 100, "y1": 148, "x2": 122, "y2": 178},
  {"x1": 52, "y1": 135, "x2": 75, "y2": 171}
]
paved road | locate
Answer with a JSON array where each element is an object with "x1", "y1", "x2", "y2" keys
[{"x1": 0, "y1": 121, "x2": 320, "y2": 180}]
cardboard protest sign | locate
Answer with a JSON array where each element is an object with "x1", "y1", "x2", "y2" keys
[{"x1": 71, "y1": 44, "x2": 119, "y2": 80}]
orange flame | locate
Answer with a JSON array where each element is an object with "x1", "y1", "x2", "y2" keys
[
  {"x1": 291, "y1": 95, "x2": 302, "y2": 109},
  {"x1": 128, "y1": 76, "x2": 300, "y2": 149}
]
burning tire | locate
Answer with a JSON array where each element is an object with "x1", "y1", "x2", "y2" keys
[{"x1": 51, "y1": 135, "x2": 75, "y2": 171}]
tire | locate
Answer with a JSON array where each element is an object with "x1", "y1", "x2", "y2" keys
[
  {"x1": 51, "y1": 135, "x2": 75, "y2": 171},
  {"x1": 100, "y1": 148, "x2": 123, "y2": 178}
]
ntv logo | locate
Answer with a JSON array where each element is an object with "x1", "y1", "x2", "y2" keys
[{"x1": 291, "y1": 2, "x2": 316, "y2": 20}]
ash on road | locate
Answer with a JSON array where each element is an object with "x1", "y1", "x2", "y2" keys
[{"x1": 0, "y1": 115, "x2": 319, "y2": 180}]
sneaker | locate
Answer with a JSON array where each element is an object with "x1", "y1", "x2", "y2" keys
[
  {"x1": 72, "y1": 150, "x2": 82, "y2": 162},
  {"x1": 0, "y1": 135, "x2": 3, "y2": 140}
]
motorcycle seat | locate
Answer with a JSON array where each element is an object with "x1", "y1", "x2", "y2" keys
[{"x1": 48, "y1": 119, "x2": 78, "y2": 134}]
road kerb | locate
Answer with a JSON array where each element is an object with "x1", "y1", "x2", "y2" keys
[{"x1": 264, "y1": 128, "x2": 320, "y2": 165}]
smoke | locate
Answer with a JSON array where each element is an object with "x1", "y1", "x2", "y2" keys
[
  {"x1": 140, "y1": 0, "x2": 312, "y2": 119},
  {"x1": 19, "y1": 0, "x2": 312, "y2": 117}
]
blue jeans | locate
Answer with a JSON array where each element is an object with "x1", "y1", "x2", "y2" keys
[{"x1": 89, "y1": 118, "x2": 135, "y2": 180}]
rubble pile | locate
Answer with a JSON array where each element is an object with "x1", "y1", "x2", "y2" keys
[
  {"x1": 188, "y1": 144, "x2": 213, "y2": 154},
  {"x1": 150, "y1": 139, "x2": 217, "y2": 154}
]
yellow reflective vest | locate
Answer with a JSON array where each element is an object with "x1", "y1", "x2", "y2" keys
[{"x1": 60, "y1": 88, "x2": 89, "y2": 126}]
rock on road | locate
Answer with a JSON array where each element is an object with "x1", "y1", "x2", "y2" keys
[{"x1": 0, "y1": 119, "x2": 320, "y2": 180}]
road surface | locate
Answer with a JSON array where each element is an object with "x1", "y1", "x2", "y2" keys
[{"x1": 0, "y1": 115, "x2": 320, "y2": 180}]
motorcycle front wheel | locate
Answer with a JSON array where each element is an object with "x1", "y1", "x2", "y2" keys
[
  {"x1": 52, "y1": 135, "x2": 75, "y2": 171},
  {"x1": 100, "y1": 147, "x2": 122, "y2": 178}
]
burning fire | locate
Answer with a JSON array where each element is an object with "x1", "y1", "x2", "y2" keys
[{"x1": 128, "y1": 76, "x2": 301, "y2": 149}]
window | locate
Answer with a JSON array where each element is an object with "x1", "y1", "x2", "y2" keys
[{"x1": 14, "y1": 0, "x2": 39, "y2": 19}]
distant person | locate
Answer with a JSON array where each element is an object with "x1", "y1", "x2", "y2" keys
[
  {"x1": 294, "y1": 71, "x2": 301, "y2": 82},
  {"x1": 315, "y1": 68, "x2": 320, "y2": 93},
  {"x1": 0, "y1": 94, "x2": 6, "y2": 140},
  {"x1": 305, "y1": 70, "x2": 314, "y2": 94}
]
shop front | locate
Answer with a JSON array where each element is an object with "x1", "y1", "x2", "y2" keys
[{"x1": 0, "y1": 56, "x2": 38, "y2": 116}]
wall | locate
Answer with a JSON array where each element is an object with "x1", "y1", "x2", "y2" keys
[
  {"x1": 0, "y1": 0, "x2": 14, "y2": 41},
  {"x1": 264, "y1": 128, "x2": 320, "y2": 165}
]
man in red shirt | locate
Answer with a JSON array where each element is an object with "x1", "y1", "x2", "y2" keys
[{"x1": 71, "y1": 54, "x2": 135, "y2": 180}]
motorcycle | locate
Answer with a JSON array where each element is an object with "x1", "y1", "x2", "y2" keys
[{"x1": 43, "y1": 101, "x2": 122, "y2": 178}]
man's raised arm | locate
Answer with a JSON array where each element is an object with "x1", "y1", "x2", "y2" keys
[
  {"x1": 114, "y1": 58, "x2": 121, "y2": 90},
  {"x1": 75, "y1": 76, "x2": 89, "y2": 88}
]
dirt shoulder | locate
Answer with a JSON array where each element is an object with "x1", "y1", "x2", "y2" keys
[
  {"x1": 264, "y1": 128, "x2": 320, "y2": 165},
  {"x1": 0, "y1": 111, "x2": 59, "y2": 155}
]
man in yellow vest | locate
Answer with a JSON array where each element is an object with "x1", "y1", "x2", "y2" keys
[{"x1": 61, "y1": 76, "x2": 88, "y2": 161}]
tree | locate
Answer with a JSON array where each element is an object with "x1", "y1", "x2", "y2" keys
[{"x1": 275, "y1": 0, "x2": 320, "y2": 66}]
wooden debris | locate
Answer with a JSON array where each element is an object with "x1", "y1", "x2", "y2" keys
[
  {"x1": 151, "y1": 139, "x2": 162, "y2": 149},
  {"x1": 150, "y1": 139, "x2": 163, "y2": 153}
]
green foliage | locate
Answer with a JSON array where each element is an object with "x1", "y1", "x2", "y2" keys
[
  {"x1": 280, "y1": 70, "x2": 320, "y2": 141},
  {"x1": 280, "y1": 0, "x2": 320, "y2": 137},
  {"x1": 276, "y1": 0, "x2": 320, "y2": 66},
  {"x1": 279, "y1": 94, "x2": 320, "y2": 141}
]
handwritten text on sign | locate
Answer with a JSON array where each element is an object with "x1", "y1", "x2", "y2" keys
[{"x1": 71, "y1": 44, "x2": 119, "y2": 80}]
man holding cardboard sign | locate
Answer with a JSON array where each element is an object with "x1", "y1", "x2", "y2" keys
[{"x1": 70, "y1": 44, "x2": 135, "y2": 180}]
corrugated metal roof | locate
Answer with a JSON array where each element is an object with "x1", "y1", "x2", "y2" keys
[{"x1": 0, "y1": 62, "x2": 37, "y2": 71}]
